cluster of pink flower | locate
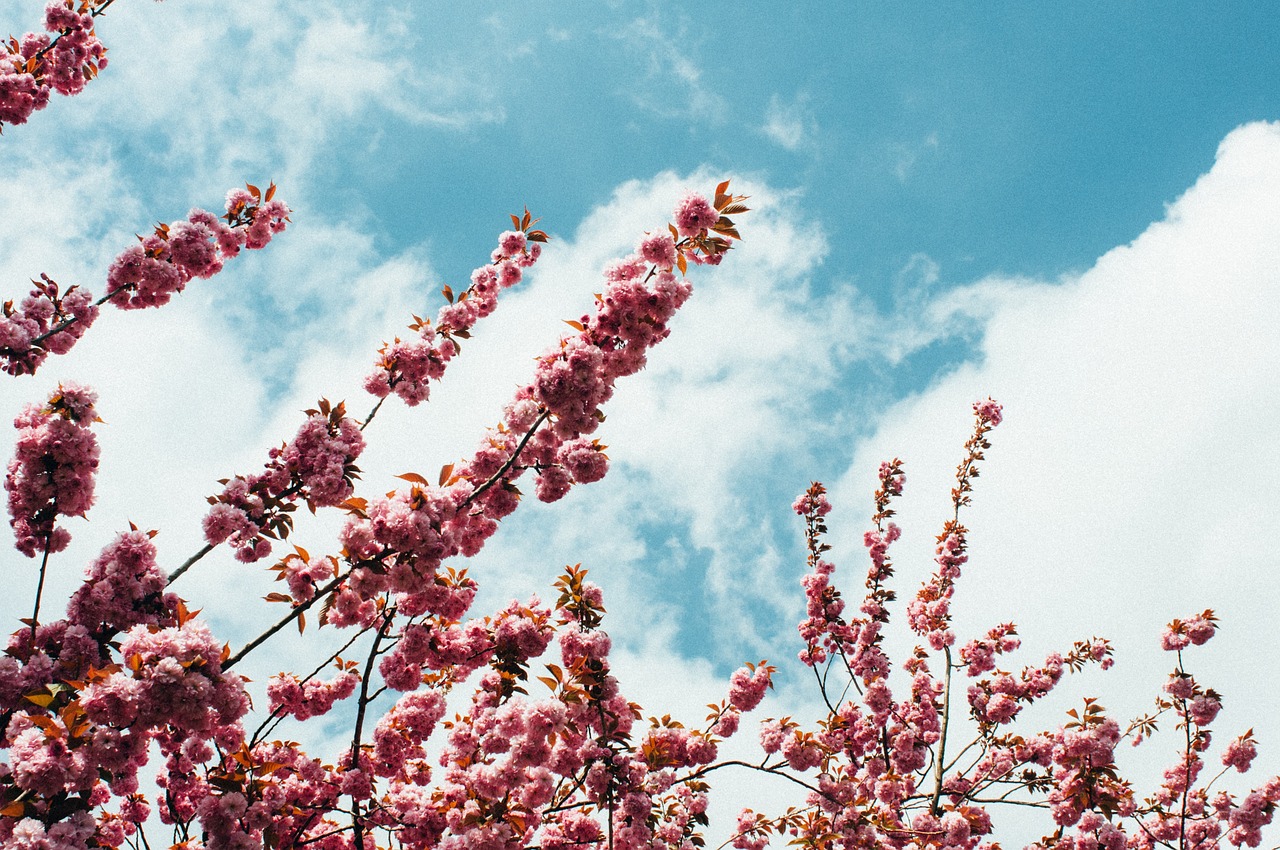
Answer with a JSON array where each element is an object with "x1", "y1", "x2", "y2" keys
[
  {"x1": 727, "y1": 409, "x2": 1274, "y2": 850},
  {"x1": 966, "y1": 637, "x2": 1113, "y2": 726},
  {"x1": 0, "y1": 275, "x2": 99, "y2": 376},
  {"x1": 64, "y1": 528, "x2": 177, "y2": 636},
  {"x1": 4, "y1": 382, "x2": 100, "y2": 557},
  {"x1": 905, "y1": 399, "x2": 1001, "y2": 652},
  {"x1": 4, "y1": 173, "x2": 1279, "y2": 850},
  {"x1": 1, "y1": 185, "x2": 289, "y2": 377},
  {"x1": 326, "y1": 188, "x2": 747, "y2": 631},
  {"x1": 106, "y1": 186, "x2": 289, "y2": 309},
  {"x1": 0, "y1": 532, "x2": 250, "y2": 849},
  {"x1": 204, "y1": 399, "x2": 365, "y2": 563},
  {"x1": 0, "y1": 1, "x2": 107, "y2": 130},
  {"x1": 9, "y1": 187, "x2": 751, "y2": 850},
  {"x1": 731, "y1": 404, "x2": 1277, "y2": 850},
  {"x1": 365, "y1": 218, "x2": 547, "y2": 406}
]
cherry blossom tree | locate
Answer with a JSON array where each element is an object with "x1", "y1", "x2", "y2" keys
[{"x1": 2, "y1": 4, "x2": 1277, "y2": 850}]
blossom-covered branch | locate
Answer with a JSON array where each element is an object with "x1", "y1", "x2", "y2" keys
[
  {"x1": 0, "y1": 0, "x2": 116, "y2": 132},
  {"x1": 1, "y1": 184, "x2": 290, "y2": 376}
]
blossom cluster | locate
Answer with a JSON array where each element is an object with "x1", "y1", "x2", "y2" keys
[
  {"x1": 106, "y1": 186, "x2": 290, "y2": 310},
  {"x1": 327, "y1": 187, "x2": 747, "y2": 629},
  {"x1": 0, "y1": 531, "x2": 250, "y2": 850},
  {"x1": 2, "y1": 177, "x2": 1277, "y2": 850},
  {"x1": 4, "y1": 382, "x2": 100, "y2": 557},
  {"x1": 732, "y1": 404, "x2": 1277, "y2": 850},
  {"x1": 1, "y1": 185, "x2": 290, "y2": 377},
  {"x1": 365, "y1": 217, "x2": 547, "y2": 406},
  {"x1": 0, "y1": 275, "x2": 99, "y2": 377},
  {"x1": 0, "y1": 1, "x2": 107, "y2": 130},
  {"x1": 0, "y1": 185, "x2": 753, "y2": 850},
  {"x1": 203, "y1": 399, "x2": 365, "y2": 563}
]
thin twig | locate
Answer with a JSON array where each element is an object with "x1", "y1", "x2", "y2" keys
[
  {"x1": 679, "y1": 759, "x2": 831, "y2": 802},
  {"x1": 930, "y1": 645, "x2": 954, "y2": 815},
  {"x1": 224, "y1": 568, "x2": 351, "y2": 670},
  {"x1": 30, "y1": 535, "x2": 53, "y2": 639},
  {"x1": 166, "y1": 542, "x2": 213, "y2": 585},
  {"x1": 359, "y1": 397, "x2": 384, "y2": 432},
  {"x1": 461, "y1": 409, "x2": 550, "y2": 508}
]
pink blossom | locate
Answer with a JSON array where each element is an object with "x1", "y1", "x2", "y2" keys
[
  {"x1": 1189, "y1": 694, "x2": 1221, "y2": 726},
  {"x1": 1223, "y1": 734, "x2": 1257, "y2": 773},
  {"x1": 5, "y1": 382, "x2": 100, "y2": 557},
  {"x1": 972, "y1": 397, "x2": 1003, "y2": 426},
  {"x1": 639, "y1": 232, "x2": 678, "y2": 268},
  {"x1": 727, "y1": 663, "x2": 771, "y2": 712},
  {"x1": 106, "y1": 191, "x2": 288, "y2": 310},
  {"x1": 673, "y1": 192, "x2": 718, "y2": 237},
  {"x1": 66, "y1": 529, "x2": 174, "y2": 634}
]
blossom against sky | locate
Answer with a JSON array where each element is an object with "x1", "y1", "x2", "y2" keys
[{"x1": 2, "y1": 2, "x2": 1279, "y2": 842}]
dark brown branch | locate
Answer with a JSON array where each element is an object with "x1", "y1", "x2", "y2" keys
[
  {"x1": 462, "y1": 409, "x2": 550, "y2": 508},
  {"x1": 223, "y1": 568, "x2": 351, "y2": 670}
]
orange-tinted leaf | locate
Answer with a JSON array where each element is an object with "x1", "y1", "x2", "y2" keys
[
  {"x1": 24, "y1": 690, "x2": 55, "y2": 709},
  {"x1": 442, "y1": 284, "x2": 454, "y2": 303},
  {"x1": 29, "y1": 715, "x2": 61, "y2": 738},
  {"x1": 438, "y1": 464, "x2": 455, "y2": 486},
  {"x1": 396, "y1": 472, "x2": 430, "y2": 486}
]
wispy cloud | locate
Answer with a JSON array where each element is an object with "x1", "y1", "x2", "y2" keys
[
  {"x1": 762, "y1": 92, "x2": 818, "y2": 152},
  {"x1": 615, "y1": 16, "x2": 728, "y2": 123},
  {"x1": 891, "y1": 130, "x2": 940, "y2": 180}
]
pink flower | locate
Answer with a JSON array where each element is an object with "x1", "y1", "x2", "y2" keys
[
  {"x1": 1223, "y1": 734, "x2": 1257, "y2": 773},
  {"x1": 727, "y1": 664, "x2": 771, "y2": 712},
  {"x1": 973, "y1": 397, "x2": 1003, "y2": 426},
  {"x1": 1189, "y1": 694, "x2": 1221, "y2": 726},
  {"x1": 673, "y1": 192, "x2": 718, "y2": 237},
  {"x1": 5, "y1": 383, "x2": 100, "y2": 557},
  {"x1": 639, "y1": 233, "x2": 677, "y2": 268},
  {"x1": 499, "y1": 230, "x2": 528, "y2": 256}
]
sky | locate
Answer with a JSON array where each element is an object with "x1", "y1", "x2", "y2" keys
[{"x1": 2, "y1": 1, "x2": 1280, "y2": 845}]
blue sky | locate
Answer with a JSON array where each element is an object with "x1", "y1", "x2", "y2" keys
[{"x1": 3, "y1": 2, "x2": 1280, "y2": 843}]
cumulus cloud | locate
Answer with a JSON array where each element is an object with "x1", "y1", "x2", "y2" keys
[
  {"x1": 833, "y1": 121, "x2": 1280, "y2": 782},
  {"x1": 19, "y1": 3, "x2": 506, "y2": 201}
]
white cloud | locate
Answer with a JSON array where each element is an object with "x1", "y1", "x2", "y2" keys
[
  {"x1": 616, "y1": 16, "x2": 728, "y2": 123},
  {"x1": 892, "y1": 130, "x2": 940, "y2": 180},
  {"x1": 762, "y1": 92, "x2": 817, "y2": 152},
  {"x1": 831, "y1": 121, "x2": 1280, "y2": 812},
  {"x1": 26, "y1": 3, "x2": 505, "y2": 200}
]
